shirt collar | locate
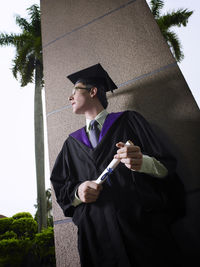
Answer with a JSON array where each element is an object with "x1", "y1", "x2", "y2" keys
[{"x1": 86, "y1": 109, "x2": 108, "y2": 132}]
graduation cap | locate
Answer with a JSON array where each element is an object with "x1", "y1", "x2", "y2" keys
[{"x1": 67, "y1": 63, "x2": 117, "y2": 92}]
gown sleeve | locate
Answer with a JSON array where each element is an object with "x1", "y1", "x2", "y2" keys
[
  {"x1": 127, "y1": 111, "x2": 185, "y2": 220},
  {"x1": 50, "y1": 141, "x2": 82, "y2": 217}
]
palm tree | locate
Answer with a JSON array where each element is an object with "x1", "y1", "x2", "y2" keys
[
  {"x1": 0, "y1": 4, "x2": 46, "y2": 231},
  {"x1": 149, "y1": 0, "x2": 193, "y2": 62}
]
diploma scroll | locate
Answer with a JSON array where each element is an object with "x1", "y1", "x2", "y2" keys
[{"x1": 95, "y1": 140, "x2": 133, "y2": 184}]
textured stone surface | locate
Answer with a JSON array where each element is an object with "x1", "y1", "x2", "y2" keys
[
  {"x1": 42, "y1": 0, "x2": 174, "y2": 114},
  {"x1": 54, "y1": 222, "x2": 80, "y2": 267},
  {"x1": 41, "y1": 0, "x2": 133, "y2": 46}
]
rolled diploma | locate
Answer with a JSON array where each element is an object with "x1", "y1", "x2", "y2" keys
[{"x1": 95, "y1": 140, "x2": 133, "y2": 184}]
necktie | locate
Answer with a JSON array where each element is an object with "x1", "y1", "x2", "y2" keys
[{"x1": 89, "y1": 120, "x2": 100, "y2": 148}]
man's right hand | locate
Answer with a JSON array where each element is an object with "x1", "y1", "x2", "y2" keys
[{"x1": 78, "y1": 181, "x2": 102, "y2": 203}]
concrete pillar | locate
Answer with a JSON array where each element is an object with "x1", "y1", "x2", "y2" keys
[{"x1": 41, "y1": 0, "x2": 200, "y2": 266}]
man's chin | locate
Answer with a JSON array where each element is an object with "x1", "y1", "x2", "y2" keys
[{"x1": 73, "y1": 109, "x2": 83, "y2": 115}]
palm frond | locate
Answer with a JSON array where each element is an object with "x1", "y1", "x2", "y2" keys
[
  {"x1": 0, "y1": 32, "x2": 32, "y2": 51},
  {"x1": 0, "y1": 33, "x2": 19, "y2": 46},
  {"x1": 0, "y1": 4, "x2": 42, "y2": 86},
  {"x1": 27, "y1": 4, "x2": 41, "y2": 36},
  {"x1": 12, "y1": 39, "x2": 35, "y2": 82},
  {"x1": 12, "y1": 50, "x2": 31, "y2": 80},
  {"x1": 15, "y1": 15, "x2": 31, "y2": 32},
  {"x1": 12, "y1": 53, "x2": 35, "y2": 86},
  {"x1": 149, "y1": 0, "x2": 164, "y2": 18},
  {"x1": 34, "y1": 36, "x2": 42, "y2": 61},
  {"x1": 20, "y1": 55, "x2": 35, "y2": 86},
  {"x1": 157, "y1": 9, "x2": 193, "y2": 30},
  {"x1": 16, "y1": 41, "x2": 34, "y2": 65},
  {"x1": 165, "y1": 30, "x2": 184, "y2": 62},
  {"x1": 150, "y1": 2, "x2": 193, "y2": 62},
  {"x1": 12, "y1": 55, "x2": 20, "y2": 80},
  {"x1": 27, "y1": 4, "x2": 40, "y2": 22}
]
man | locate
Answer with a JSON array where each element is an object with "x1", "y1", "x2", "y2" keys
[{"x1": 51, "y1": 64, "x2": 182, "y2": 267}]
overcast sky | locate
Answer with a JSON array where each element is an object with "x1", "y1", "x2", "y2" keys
[{"x1": 0, "y1": 0, "x2": 199, "y2": 217}]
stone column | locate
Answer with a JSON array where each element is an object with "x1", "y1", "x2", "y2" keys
[{"x1": 41, "y1": 0, "x2": 200, "y2": 266}]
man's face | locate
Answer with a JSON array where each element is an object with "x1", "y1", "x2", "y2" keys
[{"x1": 68, "y1": 82, "x2": 92, "y2": 114}]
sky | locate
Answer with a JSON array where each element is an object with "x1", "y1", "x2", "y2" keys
[{"x1": 0, "y1": 0, "x2": 199, "y2": 218}]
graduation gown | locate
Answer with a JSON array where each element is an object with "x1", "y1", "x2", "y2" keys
[{"x1": 50, "y1": 111, "x2": 184, "y2": 267}]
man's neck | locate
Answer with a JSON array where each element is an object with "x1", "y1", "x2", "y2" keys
[{"x1": 84, "y1": 106, "x2": 104, "y2": 120}]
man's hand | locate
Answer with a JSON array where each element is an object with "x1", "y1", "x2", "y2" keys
[
  {"x1": 78, "y1": 181, "x2": 103, "y2": 203},
  {"x1": 114, "y1": 142, "x2": 143, "y2": 171}
]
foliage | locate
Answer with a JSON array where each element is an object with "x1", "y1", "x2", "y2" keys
[
  {"x1": 149, "y1": 0, "x2": 193, "y2": 62},
  {"x1": 0, "y1": 4, "x2": 47, "y2": 231},
  {"x1": 0, "y1": 212, "x2": 55, "y2": 267},
  {"x1": 0, "y1": 217, "x2": 14, "y2": 234},
  {"x1": 0, "y1": 4, "x2": 43, "y2": 87},
  {"x1": 0, "y1": 231, "x2": 17, "y2": 241},
  {"x1": 11, "y1": 217, "x2": 38, "y2": 239},
  {"x1": 0, "y1": 238, "x2": 31, "y2": 267},
  {"x1": 32, "y1": 227, "x2": 56, "y2": 266},
  {"x1": 12, "y1": 212, "x2": 33, "y2": 220}
]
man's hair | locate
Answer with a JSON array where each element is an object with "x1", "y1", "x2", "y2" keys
[{"x1": 76, "y1": 78, "x2": 108, "y2": 109}]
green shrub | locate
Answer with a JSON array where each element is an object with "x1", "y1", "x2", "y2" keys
[
  {"x1": 0, "y1": 217, "x2": 13, "y2": 234},
  {"x1": 0, "y1": 238, "x2": 31, "y2": 267},
  {"x1": 0, "y1": 213, "x2": 55, "y2": 266},
  {"x1": 12, "y1": 212, "x2": 33, "y2": 220},
  {"x1": 32, "y1": 227, "x2": 56, "y2": 266},
  {"x1": 0, "y1": 230, "x2": 17, "y2": 240},
  {"x1": 11, "y1": 217, "x2": 38, "y2": 239}
]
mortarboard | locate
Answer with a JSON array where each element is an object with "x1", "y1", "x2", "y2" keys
[{"x1": 67, "y1": 63, "x2": 117, "y2": 92}]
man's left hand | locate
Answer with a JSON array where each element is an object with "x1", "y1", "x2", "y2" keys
[{"x1": 114, "y1": 142, "x2": 143, "y2": 171}]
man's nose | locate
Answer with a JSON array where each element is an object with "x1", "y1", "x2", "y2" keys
[{"x1": 68, "y1": 94, "x2": 73, "y2": 101}]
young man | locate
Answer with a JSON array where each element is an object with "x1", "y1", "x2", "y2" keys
[{"x1": 50, "y1": 64, "x2": 182, "y2": 267}]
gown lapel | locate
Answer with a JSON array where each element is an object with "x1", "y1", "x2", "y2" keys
[{"x1": 69, "y1": 112, "x2": 124, "y2": 149}]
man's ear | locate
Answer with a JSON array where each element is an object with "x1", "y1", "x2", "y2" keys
[{"x1": 90, "y1": 87, "x2": 98, "y2": 98}]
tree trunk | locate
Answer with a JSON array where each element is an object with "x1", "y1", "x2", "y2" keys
[{"x1": 34, "y1": 61, "x2": 47, "y2": 231}]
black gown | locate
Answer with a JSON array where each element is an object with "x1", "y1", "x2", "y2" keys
[{"x1": 50, "y1": 111, "x2": 184, "y2": 267}]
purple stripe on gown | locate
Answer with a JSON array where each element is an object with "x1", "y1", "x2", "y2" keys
[
  {"x1": 69, "y1": 127, "x2": 91, "y2": 147},
  {"x1": 70, "y1": 112, "x2": 124, "y2": 148}
]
